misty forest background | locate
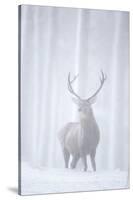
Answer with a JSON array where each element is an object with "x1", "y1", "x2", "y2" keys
[{"x1": 21, "y1": 5, "x2": 129, "y2": 171}]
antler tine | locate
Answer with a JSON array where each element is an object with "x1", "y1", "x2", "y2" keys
[
  {"x1": 68, "y1": 72, "x2": 75, "y2": 93},
  {"x1": 87, "y1": 70, "x2": 106, "y2": 102},
  {"x1": 67, "y1": 72, "x2": 72, "y2": 92},
  {"x1": 70, "y1": 73, "x2": 79, "y2": 84},
  {"x1": 100, "y1": 70, "x2": 107, "y2": 82},
  {"x1": 68, "y1": 72, "x2": 82, "y2": 100}
]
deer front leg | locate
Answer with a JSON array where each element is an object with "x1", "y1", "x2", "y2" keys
[
  {"x1": 90, "y1": 150, "x2": 96, "y2": 171},
  {"x1": 63, "y1": 148, "x2": 70, "y2": 168},
  {"x1": 70, "y1": 154, "x2": 80, "y2": 169},
  {"x1": 81, "y1": 155, "x2": 88, "y2": 171}
]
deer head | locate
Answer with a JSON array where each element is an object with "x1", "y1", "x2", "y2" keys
[{"x1": 68, "y1": 71, "x2": 106, "y2": 120}]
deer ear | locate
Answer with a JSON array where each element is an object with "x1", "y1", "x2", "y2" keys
[
  {"x1": 72, "y1": 97, "x2": 82, "y2": 106},
  {"x1": 88, "y1": 96, "x2": 97, "y2": 104}
]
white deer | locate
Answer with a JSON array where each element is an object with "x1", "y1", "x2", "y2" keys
[{"x1": 58, "y1": 71, "x2": 106, "y2": 171}]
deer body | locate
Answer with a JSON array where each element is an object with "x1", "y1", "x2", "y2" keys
[{"x1": 58, "y1": 71, "x2": 106, "y2": 171}]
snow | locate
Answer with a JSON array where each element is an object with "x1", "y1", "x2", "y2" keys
[{"x1": 21, "y1": 162, "x2": 129, "y2": 195}]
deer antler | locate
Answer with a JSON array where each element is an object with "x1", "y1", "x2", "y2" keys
[
  {"x1": 68, "y1": 70, "x2": 106, "y2": 102},
  {"x1": 86, "y1": 70, "x2": 107, "y2": 102},
  {"x1": 68, "y1": 72, "x2": 82, "y2": 101}
]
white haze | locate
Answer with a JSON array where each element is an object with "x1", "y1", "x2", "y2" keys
[{"x1": 21, "y1": 5, "x2": 129, "y2": 172}]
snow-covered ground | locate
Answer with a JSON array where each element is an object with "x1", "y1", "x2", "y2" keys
[{"x1": 21, "y1": 162, "x2": 129, "y2": 195}]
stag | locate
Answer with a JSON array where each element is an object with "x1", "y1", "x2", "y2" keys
[{"x1": 58, "y1": 71, "x2": 106, "y2": 171}]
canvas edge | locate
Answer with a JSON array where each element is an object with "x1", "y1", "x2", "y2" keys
[{"x1": 18, "y1": 4, "x2": 22, "y2": 196}]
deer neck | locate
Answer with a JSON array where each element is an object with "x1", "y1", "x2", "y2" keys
[{"x1": 80, "y1": 108, "x2": 95, "y2": 133}]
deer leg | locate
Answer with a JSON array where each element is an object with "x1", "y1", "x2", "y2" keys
[
  {"x1": 63, "y1": 148, "x2": 70, "y2": 168},
  {"x1": 70, "y1": 154, "x2": 80, "y2": 169},
  {"x1": 81, "y1": 155, "x2": 88, "y2": 171},
  {"x1": 90, "y1": 150, "x2": 96, "y2": 171}
]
